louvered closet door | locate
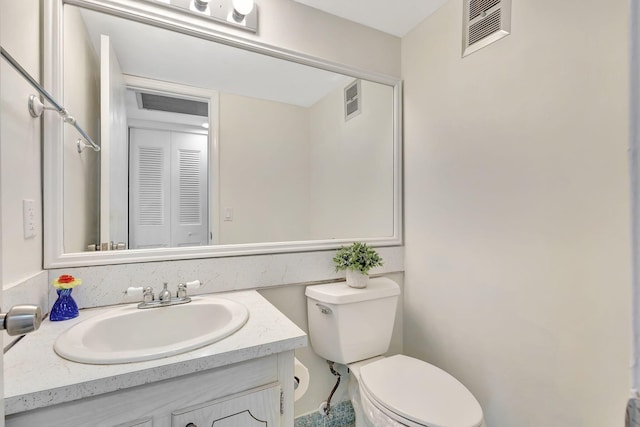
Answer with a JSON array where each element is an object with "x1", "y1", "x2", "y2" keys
[
  {"x1": 129, "y1": 128, "x2": 172, "y2": 249},
  {"x1": 171, "y1": 131, "x2": 208, "y2": 247},
  {"x1": 129, "y1": 128, "x2": 208, "y2": 249}
]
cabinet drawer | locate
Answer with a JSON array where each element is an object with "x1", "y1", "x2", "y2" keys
[{"x1": 172, "y1": 383, "x2": 281, "y2": 427}]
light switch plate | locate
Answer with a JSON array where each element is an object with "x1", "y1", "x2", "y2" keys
[
  {"x1": 22, "y1": 199, "x2": 36, "y2": 239},
  {"x1": 224, "y1": 207, "x2": 233, "y2": 221}
]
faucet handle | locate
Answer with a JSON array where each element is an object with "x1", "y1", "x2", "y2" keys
[
  {"x1": 177, "y1": 283, "x2": 188, "y2": 299},
  {"x1": 124, "y1": 286, "x2": 144, "y2": 301},
  {"x1": 143, "y1": 286, "x2": 154, "y2": 303},
  {"x1": 124, "y1": 286, "x2": 154, "y2": 303},
  {"x1": 177, "y1": 280, "x2": 200, "y2": 299},
  {"x1": 185, "y1": 280, "x2": 202, "y2": 290},
  {"x1": 124, "y1": 286, "x2": 142, "y2": 296}
]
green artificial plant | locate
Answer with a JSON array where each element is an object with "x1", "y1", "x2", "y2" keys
[{"x1": 333, "y1": 242, "x2": 384, "y2": 274}]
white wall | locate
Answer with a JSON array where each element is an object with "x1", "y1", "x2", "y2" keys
[
  {"x1": 62, "y1": 6, "x2": 100, "y2": 253},
  {"x1": 219, "y1": 93, "x2": 311, "y2": 244},
  {"x1": 219, "y1": 79, "x2": 396, "y2": 244},
  {"x1": 0, "y1": 0, "x2": 42, "y2": 285},
  {"x1": 215, "y1": 0, "x2": 400, "y2": 78},
  {"x1": 402, "y1": 0, "x2": 630, "y2": 425},
  {"x1": 308, "y1": 80, "x2": 395, "y2": 239}
]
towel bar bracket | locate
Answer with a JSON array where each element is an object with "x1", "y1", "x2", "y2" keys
[
  {"x1": 1, "y1": 45, "x2": 100, "y2": 152},
  {"x1": 28, "y1": 94, "x2": 61, "y2": 119}
]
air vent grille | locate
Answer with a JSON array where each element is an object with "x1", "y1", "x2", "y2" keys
[
  {"x1": 463, "y1": 0, "x2": 511, "y2": 57},
  {"x1": 346, "y1": 83, "x2": 358, "y2": 101},
  {"x1": 469, "y1": 9, "x2": 502, "y2": 45},
  {"x1": 469, "y1": 0, "x2": 501, "y2": 20},
  {"x1": 346, "y1": 98, "x2": 359, "y2": 117},
  {"x1": 138, "y1": 93, "x2": 208, "y2": 117},
  {"x1": 345, "y1": 80, "x2": 361, "y2": 121}
]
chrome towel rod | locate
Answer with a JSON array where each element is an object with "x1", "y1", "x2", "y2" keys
[{"x1": 0, "y1": 45, "x2": 100, "y2": 152}]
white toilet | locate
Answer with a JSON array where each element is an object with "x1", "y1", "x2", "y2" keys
[{"x1": 306, "y1": 278, "x2": 484, "y2": 427}]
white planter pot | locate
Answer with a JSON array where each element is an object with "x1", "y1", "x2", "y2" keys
[{"x1": 346, "y1": 270, "x2": 369, "y2": 288}]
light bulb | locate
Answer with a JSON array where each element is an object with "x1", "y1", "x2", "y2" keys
[
  {"x1": 192, "y1": 0, "x2": 210, "y2": 12},
  {"x1": 232, "y1": 0, "x2": 254, "y2": 16}
]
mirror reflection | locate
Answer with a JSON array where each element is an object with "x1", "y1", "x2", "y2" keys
[{"x1": 61, "y1": 4, "x2": 395, "y2": 254}]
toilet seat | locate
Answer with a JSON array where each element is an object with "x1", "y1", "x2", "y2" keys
[{"x1": 359, "y1": 355, "x2": 483, "y2": 427}]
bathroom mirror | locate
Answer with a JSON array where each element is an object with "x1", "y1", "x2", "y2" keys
[{"x1": 43, "y1": 0, "x2": 402, "y2": 267}]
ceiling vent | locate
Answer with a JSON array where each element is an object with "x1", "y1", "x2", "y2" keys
[
  {"x1": 136, "y1": 92, "x2": 208, "y2": 117},
  {"x1": 345, "y1": 79, "x2": 361, "y2": 122},
  {"x1": 462, "y1": 0, "x2": 511, "y2": 57}
]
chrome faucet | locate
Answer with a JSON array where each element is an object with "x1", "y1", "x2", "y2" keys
[
  {"x1": 125, "y1": 280, "x2": 202, "y2": 309},
  {"x1": 158, "y1": 282, "x2": 172, "y2": 302}
]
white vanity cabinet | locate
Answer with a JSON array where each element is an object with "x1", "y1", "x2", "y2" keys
[
  {"x1": 4, "y1": 291, "x2": 305, "y2": 427},
  {"x1": 6, "y1": 352, "x2": 293, "y2": 427},
  {"x1": 172, "y1": 384, "x2": 281, "y2": 427}
]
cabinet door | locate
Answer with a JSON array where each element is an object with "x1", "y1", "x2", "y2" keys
[{"x1": 172, "y1": 384, "x2": 281, "y2": 427}]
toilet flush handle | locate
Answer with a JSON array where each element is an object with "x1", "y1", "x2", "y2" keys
[{"x1": 316, "y1": 303, "x2": 332, "y2": 315}]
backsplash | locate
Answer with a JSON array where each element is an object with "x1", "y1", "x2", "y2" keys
[
  {"x1": 3, "y1": 271, "x2": 49, "y2": 349},
  {"x1": 47, "y1": 247, "x2": 404, "y2": 309},
  {"x1": 3, "y1": 271, "x2": 49, "y2": 313}
]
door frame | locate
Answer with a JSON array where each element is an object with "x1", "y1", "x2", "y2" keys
[{"x1": 122, "y1": 75, "x2": 220, "y2": 245}]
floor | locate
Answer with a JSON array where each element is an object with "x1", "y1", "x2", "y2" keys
[{"x1": 294, "y1": 400, "x2": 355, "y2": 427}]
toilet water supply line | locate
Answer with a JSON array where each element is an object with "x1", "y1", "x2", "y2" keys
[{"x1": 321, "y1": 361, "x2": 342, "y2": 417}]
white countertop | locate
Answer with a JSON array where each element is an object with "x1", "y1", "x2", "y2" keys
[{"x1": 4, "y1": 290, "x2": 307, "y2": 415}]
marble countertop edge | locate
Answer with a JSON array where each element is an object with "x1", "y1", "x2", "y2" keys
[{"x1": 5, "y1": 335, "x2": 307, "y2": 415}]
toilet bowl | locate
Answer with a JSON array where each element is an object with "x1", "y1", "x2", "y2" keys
[
  {"x1": 348, "y1": 355, "x2": 483, "y2": 427},
  {"x1": 306, "y1": 279, "x2": 484, "y2": 427}
]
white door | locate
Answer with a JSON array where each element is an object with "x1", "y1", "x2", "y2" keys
[
  {"x1": 100, "y1": 34, "x2": 128, "y2": 248},
  {"x1": 129, "y1": 128, "x2": 172, "y2": 249},
  {"x1": 171, "y1": 131, "x2": 208, "y2": 247},
  {"x1": 129, "y1": 128, "x2": 208, "y2": 249}
]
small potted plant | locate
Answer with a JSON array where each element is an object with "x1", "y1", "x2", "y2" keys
[{"x1": 333, "y1": 242, "x2": 383, "y2": 288}]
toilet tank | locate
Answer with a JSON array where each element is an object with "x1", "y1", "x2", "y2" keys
[{"x1": 305, "y1": 278, "x2": 400, "y2": 365}]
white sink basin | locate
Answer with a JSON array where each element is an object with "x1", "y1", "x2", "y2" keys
[{"x1": 54, "y1": 295, "x2": 249, "y2": 364}]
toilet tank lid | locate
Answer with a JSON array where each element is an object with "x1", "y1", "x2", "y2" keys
[{"x1": 305, "y1": 278, "x2": 400, "y2": 304}]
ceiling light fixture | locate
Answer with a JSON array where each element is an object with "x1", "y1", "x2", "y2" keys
[
  {"x1": 191, "y1": 0, "x2": 210, "y2": 13},
  {"x1": 231, "y1": 0, "x2": 254, "y2": 23},
  {"x1": 163, "y1": 0, "x2": 258, "y2": 33}
]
